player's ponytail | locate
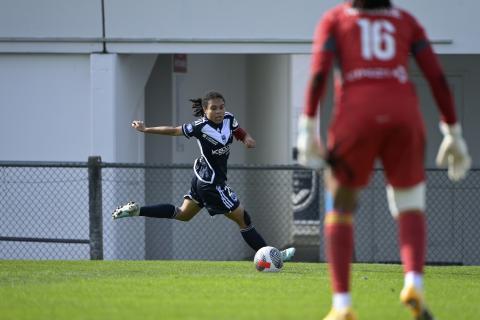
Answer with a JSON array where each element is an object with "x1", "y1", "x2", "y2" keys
[
  {"x1": 352, "y1": 0, "x2": 391, "y2": 9},
  {"x1": 189, "y1": 91, "x2": 226, "y2": 118},
  {"x1": 190, "y1": 98, "x2": 204, "y2": 117}
]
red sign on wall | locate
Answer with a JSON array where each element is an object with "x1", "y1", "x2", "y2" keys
[{"x1": 173, "y1": 54, "x2": 187, "y2": 73}]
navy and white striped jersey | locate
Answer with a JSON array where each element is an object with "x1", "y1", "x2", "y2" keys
[{"x1": 181, "y1": 112, "x2": 240, "y2": 184}]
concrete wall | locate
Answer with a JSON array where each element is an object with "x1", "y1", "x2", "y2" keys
[
  {"x1": 104, "y1": 0, "x2": 480, "y2": 54},
  {"x1": 144, "y1": 55, "x2": 174, "y2": 259},
  {"x1": 90, "y1": 54, "x2": 157, "y2": 162},
  {"x1": 0, "y1": 54, "x2": 91, "y2": 161},
  {"x1": 0, "y1": 0, "x2": 102, "y2": 53},
  {"x1": 91, "y1": 53, "x2": 157, "y2": 259},
  {"x1": 0, "y1": 53, "x2": 156, "y2": 162},
  {"x1": 1, "y1": 0, "x2": 479, "y2": 54}
]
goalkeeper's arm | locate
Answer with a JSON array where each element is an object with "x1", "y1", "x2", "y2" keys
[{"x1": 414, "y1": 39, "x2": 471, "y2": 181}]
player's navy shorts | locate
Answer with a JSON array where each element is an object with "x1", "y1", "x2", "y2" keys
[{"x1": 184, "y1": 176, "x2": 240, "y2": 216}]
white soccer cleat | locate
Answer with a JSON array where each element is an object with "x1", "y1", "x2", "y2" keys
[
  {"x1": 112, "y1": 201, "x2": 140, "y2": 220},
  {"x1": 280, "y1": 247, "x2": 296, "y2": 262}
]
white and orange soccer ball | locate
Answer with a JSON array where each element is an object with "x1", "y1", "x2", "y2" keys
[{"x1": 254, "y1": 246, "x2": 283, "y2": 272}]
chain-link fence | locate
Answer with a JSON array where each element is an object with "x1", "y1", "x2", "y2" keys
[
  {"x1": 0, "y1": 161, "x2": 90, "y2": 259},
  {"x1": 1, "y1": 158, "x2": 480, "y2": 265}
]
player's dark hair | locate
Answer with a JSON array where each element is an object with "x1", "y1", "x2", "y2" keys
[
  {"x1": 352, "y1": 0, "x2": 392, "y2": 9},
  {"x1": 189, "y1": 91, "x2": 225, "y2": 117}
]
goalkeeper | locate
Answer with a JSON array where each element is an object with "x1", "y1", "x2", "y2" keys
[{"x1": 297, "y1": 0, "x2": 471, "y2": 319}]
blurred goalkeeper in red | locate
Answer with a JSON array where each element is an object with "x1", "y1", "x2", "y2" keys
[{"x1": 297, "y1": 0, "x2": 471, "y2": 319}]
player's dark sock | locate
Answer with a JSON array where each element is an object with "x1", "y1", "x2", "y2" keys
[
  {"x1": 324, "y1": 210, "x2": 354, "y2": 293},
  {"x1": 139, "y1": 204, "x2": 177, "y2": 219},
  {"x1": 240, "y1": 226, "x2": 267, "y2": 251}
]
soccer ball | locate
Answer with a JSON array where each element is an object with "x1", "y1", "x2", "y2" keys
[{"x1": 254, "y1": 246, "x2": 283, "y2": 272}]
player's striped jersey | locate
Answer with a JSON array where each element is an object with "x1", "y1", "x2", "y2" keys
[{"x1": 181, "y1": 112, "x2": 239, "y2": 184}]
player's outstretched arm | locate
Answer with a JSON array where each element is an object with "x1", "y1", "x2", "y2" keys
[
  {"x1": 297, "y1": 13, "x2": 334, "y2": 170},
  {"x1": 233, "y1": 127, "x2": 255, "y2": 148},
  {"x1": 242, "y1": 133, "x2": 256, "y2": 148},
  {"x1": 131, "y1": 120, "x2": 183, "y2": 136}
]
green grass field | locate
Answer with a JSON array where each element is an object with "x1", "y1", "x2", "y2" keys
[{"x1": 0, "y1": 260, "x2": 479, "y2": 320}]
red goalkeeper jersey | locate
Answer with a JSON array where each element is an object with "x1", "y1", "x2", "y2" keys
[{"x1": 305, "y1": 2, "x2": 457, "y2": 125}]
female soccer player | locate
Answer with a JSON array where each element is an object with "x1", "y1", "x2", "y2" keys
[
  {"x1": 113, "y1": 90, "x2": 295, "y2": 261},
  {"x1": 297, "y1": 0, "x2": 470, "y2": 319}
]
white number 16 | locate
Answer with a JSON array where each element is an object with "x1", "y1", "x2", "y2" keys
[{"x1": 357, "y1": 19, "x2": 396, "y2": 61}]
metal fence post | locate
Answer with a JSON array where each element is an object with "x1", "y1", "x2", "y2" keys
[{"x1": 88, "y1": 156, "x2": 103, "y2": 260}]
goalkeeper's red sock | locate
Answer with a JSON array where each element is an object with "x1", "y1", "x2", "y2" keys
[
  {"x1": 324, "y1": 210, "x2": 354, "y2": 295},
  {"x1": 398, "y1": 210, "x2": 426, "y2": 275}
]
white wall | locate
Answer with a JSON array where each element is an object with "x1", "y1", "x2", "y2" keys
[
  {"x1": 246, "y1": 55, "x2": 291, "y2": 164},
  {"x1": 144, "y1": 55, "x2": 175, "y2": 259},
  {"x1": 395, "y1": 0, "x2": 477, "y2": 54},
  {"x1": 0, "y1": 0, "x2": 103, "y2": 53},
  {"x1": 3, "y1": 0, "x2": 477, "y2": 54},
  {"x1": 145, "y1": 55, "x2": 174, "y2": 164},
  {"x1": 104, "y1": 0, "x2": 480, "y2": 54},
  {"x1": 90, "y1": 53, "x2": 157, "y2": 162},
  {"x1": 114, "y1": 55, "x2": 157, "y2": 161},
  {"x1": 90, "y1": 53, "x2": 157, "y2": 259},
  {"x1": 0, "y1": 54, "x2": 91, "y2": 161},
  {"x1": 0, "y1": 53, "x2": 155, "y2": 162}
]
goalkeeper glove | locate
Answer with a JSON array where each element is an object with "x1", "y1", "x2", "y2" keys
[
  {"x1": 296, "y1": 114, "x2": 324, "y2": 170},
  {"x1": 436, "y1": 122, "x2": 471, "y2": 181}
]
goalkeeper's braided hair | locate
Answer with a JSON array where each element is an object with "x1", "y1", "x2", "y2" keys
[
  {"x1": 352, "y1": 0, "x2": 392, "y2": 9},
  {"x1": 190, "y1": 90, "x2": 225, "y2": 117}
]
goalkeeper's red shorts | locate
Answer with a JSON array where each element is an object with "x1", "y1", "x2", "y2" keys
[{"x1": 326, "y1": 105, "x2": 426, "y2": 189}]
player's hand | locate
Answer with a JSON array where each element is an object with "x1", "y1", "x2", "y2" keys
[
  {"x1": 436, "y1": 122, "x2": 471, "y2": 181},
  {"x1": 131, "y1": 120, "x2": 146, "y2": 132},
  {"x1": 243, "y1": 135, "x2": 256, "y2": 148},
  {"x1": 296, "y1": 114, "x2": 324, "y2": 170}
]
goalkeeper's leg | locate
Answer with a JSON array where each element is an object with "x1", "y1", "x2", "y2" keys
[
  {"x1": 323, "y1": 169, "x2": 359, "y2": 318},
  {"x1": 387, "y1": 183, "x2": 434, "y2": 319}
]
